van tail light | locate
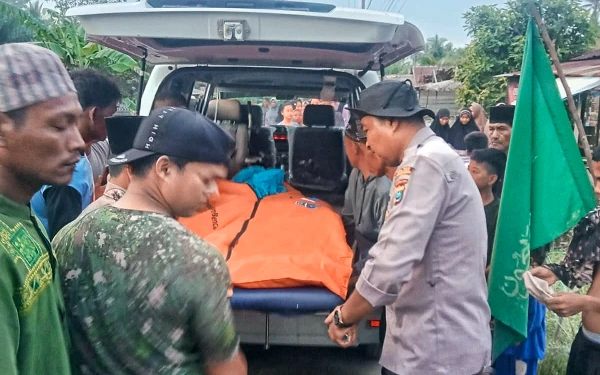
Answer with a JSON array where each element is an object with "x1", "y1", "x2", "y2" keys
[
  {"x1": 368, "y1": 320, "x2": 381, "y2": 328},
  {"x1": 273, "y1": 134, "x2": 288, "y2": 141}
]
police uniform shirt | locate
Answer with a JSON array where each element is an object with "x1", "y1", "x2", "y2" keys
[{"x1": 355, "y1": 126, "x2": 492, "y2": 375}]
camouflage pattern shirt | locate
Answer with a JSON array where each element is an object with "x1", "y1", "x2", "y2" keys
[
  {"x1": 53, "y1": 206, "x2": 239, "y2": 375},
  {"x1": 546, "y1": 206, "x2": 600, "y2": 289}
]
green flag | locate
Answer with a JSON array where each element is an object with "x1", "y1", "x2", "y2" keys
[{"x1": 487, "y1": 17, "x2": 596, "y2": 360}]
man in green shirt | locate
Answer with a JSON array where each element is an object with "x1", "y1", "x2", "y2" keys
[
  {"x1": 0, "y1": 43, "x2": 85, "y2": 375},
  {"x1": 53, "y1": 107, "x2": 247, "y2": 375}
]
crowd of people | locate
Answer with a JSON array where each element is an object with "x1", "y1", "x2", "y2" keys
[
  {"x1": 429, "y1": 104, "x2": 490, "y2": 152},
  {"x1": 2, "y1": 42, "x2": 600, "y2": 375},
  {"x1": 261, "y1": 97, "x2": 347, "y2": 127}
]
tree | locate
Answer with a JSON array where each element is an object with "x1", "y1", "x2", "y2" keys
[
  {"x1": 0, "y1": 1, "x2": 39, "y2": 44},
  {"x1": 426, "y1": 35, "x2": 453, "y2": 61},
  {"x1": 387, "y1": 58, "x2": 413, "y2": 75},
  {"x1": 455, "y1": 0, "x2": 597, "y2": 109},
  {"x1": 1, "y1": 0, "x2": 29, "y2": 9},
  {"x1": 0, "y1": 1, "x2": 142, "y2": 109},
  {"x1": 583, "y1": 0, "x2": 600, "y2": 21},
  {"x1": 54, "y1": 0, "x2": 126, "y2": 15},
  {"x1": 26, "y1": 0, "x2": 45, "y2": 19},
  {"x1": 414, "y1": 34, "x2": 462, "y2": 69}
]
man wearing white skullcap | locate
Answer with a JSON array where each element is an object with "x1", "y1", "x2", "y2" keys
[{"x1": 0, "y1": 42, "x2": 84, "y2": 375}]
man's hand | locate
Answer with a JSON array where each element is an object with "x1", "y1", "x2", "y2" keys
[
  {"x1": 93, "y1": 166, "x2": 109, "y2": 201},
  {"x1": 546, "y1": 293, "x2": 589, "y2": 317},
  {"x1": 530, "y1": 266, "x2": 559, "y2": 286},
  {"x1": 324, "y1": 308, "x2": 358, "y2": 348}
]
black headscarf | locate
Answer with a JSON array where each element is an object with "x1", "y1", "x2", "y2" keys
[
  {"x1": 449, "y1": 108, "x2": 480, "y2": 151},
  {"x1": 430, "y1": 108, "x2": 451, "y2": 143}
]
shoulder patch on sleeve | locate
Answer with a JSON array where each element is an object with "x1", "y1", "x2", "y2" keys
[{"x1": 392, "y1": 167, "x2": 413, "y2": 206}]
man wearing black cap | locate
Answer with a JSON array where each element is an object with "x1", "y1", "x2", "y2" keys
[
  {"x1": 52, "y1": 107, "x2": 247, "y2": 375},
  {"x1": 487, "y1": 104, "x2": 515, "y2": 153},
  {"x1": 80, "y1": 116, "x2": 143, "y2": 215},
  {"x1": 325, "y1": 80, "x2": 492, "y2": 375}
]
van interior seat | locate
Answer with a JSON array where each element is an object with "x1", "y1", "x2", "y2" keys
[
  {"x1": 207, "y1": 99, "x2": 249, "y2": 178},
  {"x1": 243, "y1": 104, "x2": 277, "y2": 169},
  {"x1": 288, "y1": 105, "x2": 347, "y2": 192}
]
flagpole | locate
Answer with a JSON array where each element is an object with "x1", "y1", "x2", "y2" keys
[{"x1": 531, "y1": 5, "x2": 594, "y2": 168}]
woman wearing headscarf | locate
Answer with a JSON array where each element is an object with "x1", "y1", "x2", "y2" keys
[
  {"x1": 470, "y1": 102, "x2": 488, "y2": 132},
  {"x1": 429, "y1": 108, "x2": 451, "y2": 143},
  {"x1": 449, "y1": 108, "x2": 480, "y2": 151}
]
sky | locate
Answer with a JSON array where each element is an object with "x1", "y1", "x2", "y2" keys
[{"x1": 328, "y1": 0, "x2": 506, "y2": 46}]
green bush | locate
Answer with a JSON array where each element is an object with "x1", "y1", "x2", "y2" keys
[{"x1": 538, "y1": 348, "x2": 569, "y2": 375}]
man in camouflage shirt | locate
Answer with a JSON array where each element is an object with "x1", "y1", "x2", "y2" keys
[{"x1": 53, "y1": 107, "x2": 247, "y2": 375}]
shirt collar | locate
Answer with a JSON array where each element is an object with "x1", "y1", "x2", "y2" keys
[
  {"x1": 404, "y1": 126, "x2": 435, "y2": 159},
  {"x1": 0, "y1": 193, "x2": 34, "y2": 220},
  {"x1": 103, "y1": 181, "x2": 126, "y2": 199}
]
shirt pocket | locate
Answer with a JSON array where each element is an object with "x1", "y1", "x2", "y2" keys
[{"x1": 423, "y1": 244, "x2": 441, "y2": 287}]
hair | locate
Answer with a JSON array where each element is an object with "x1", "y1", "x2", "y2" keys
[
  {"x1": 385, "y1": 113, "x2": 426, "y2": 126},
  {"x1": 280, "y1": 102, "x2": 294, "y2": 113},
  {"x1": 593, "y1": 145, "x2": 600, "y2": 162},
  {"x1": 471, "y1": 148, "x2": 507, "y2": 196},
  {"x1": 153, "y1": 91, "x2": 188, "y2": 108},
  {"x1": 70, "y1": 69, "x2": 122, "y2": 110},
  {"x1": 464, "y1": 132, "x2": 489, "y2": 153},
  {"x1": 129, "y1": 154, "x2": 191, "y2": 177},
  {"x1": 4, "y1": 107, "x2": 28, "y2": 127},
  {"x1": 108, "y1": 163, "x2": 126, "y2": 177}
]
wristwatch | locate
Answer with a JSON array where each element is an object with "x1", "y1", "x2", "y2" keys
[{"x1": 333, "y1": 307, "x2": 353, "y2": 328}]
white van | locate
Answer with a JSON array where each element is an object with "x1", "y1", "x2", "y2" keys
[{"x1": 68, "y1": 0, "x2": 425, "y2": 358}]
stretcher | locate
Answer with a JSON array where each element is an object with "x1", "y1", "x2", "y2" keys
[
  {"x1": 180, "y1": 180, "x2": 382, "y2": 352},
  {"x1": 231, "y1": 287, "x2": 343, "y2": 313},
  {"x1": 180, "y1": 180, "x2": 354, "y2": 299},
  {"x1": 231, "y1": 287, "x2": 344, "y2": 349}
]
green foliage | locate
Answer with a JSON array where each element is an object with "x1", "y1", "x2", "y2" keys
[
  {"x1": 25, "y1": 0, "x2": 45, "y2": 19},
  {"x1": 1, "y1": 0, "x2": 29, "y2": 9},
  {"x1": 0, "y1": 1, "x2": 41, "y2": 44},
  {"x1": 415, "y1": 34, "x2": 462, "y2": 68},
  {"x1": 387, "y1": 59, "x2": 412, "y2": 75},
  {"x1": 33, "y1": 10, "x2": 139, "y2": 75},
  {"x1": 583, "y1": 0, "x2": 600, "y2": 21},
  {"x1": 455, "y1": 0, "x2": 598, "y2": 109},
  {"x1": 0, "y1": 1, "x2": 143, "y2": 106},
  {"x1": 54, "y1": 0, "x2": 126, "y2": 15}
]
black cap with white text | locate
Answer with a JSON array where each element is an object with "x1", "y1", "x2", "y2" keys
[{"x1": 109, "y1": 107, "x2": 235, "y2": 166}]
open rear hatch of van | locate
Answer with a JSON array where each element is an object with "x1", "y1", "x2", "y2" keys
[{"x1": 67, "y1": 0, "x2": 424, "y2": 71}]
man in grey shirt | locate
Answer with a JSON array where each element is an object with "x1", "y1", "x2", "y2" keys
[
  {"x1": 342, "y1": 116, "x2": 390, "y2": 283},
  {"x1": 88, "y1": 139, "x2": 110, "y2": 181},
  {"x1": 325, "y1": 80, "x2": 492, "y2": 375}
]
